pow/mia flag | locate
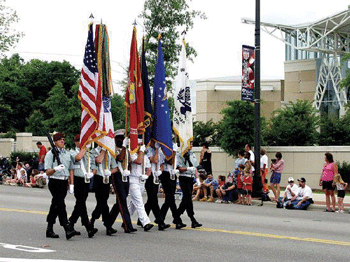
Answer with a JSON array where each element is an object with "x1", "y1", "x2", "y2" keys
[{"x1": 173, "y1": 40, "x2": 193, "y2": 156}]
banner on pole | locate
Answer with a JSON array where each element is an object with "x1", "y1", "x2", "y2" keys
[{"x1": 241, "y1": 45, "x2": 255, "y2": 102}]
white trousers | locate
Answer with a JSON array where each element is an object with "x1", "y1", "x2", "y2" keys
[{"x1": 128, "y1": 182, "x2": 150, "y2": 226}]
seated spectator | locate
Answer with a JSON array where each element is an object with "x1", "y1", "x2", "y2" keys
[
  {"x1": 3, "y1": 168, "x2": 16, "y2": 185},
  {"x1": 217, "y1": 173, "x2": 237, "y2": 203},
  {"x1": 276, "y1": 177, "x2": 298, "y2": 208},
  {"x1": 192, "y1": 169, "x2": 206, "y2": 201},
  {"x1": 200, "y1": 174, "x2": 219, "y2": 202},
  {"x1": 236, "y1": 165, "x2": 245, "y2": 204},
  {"x1": 215, "y1": 175, "x2": 226, "y2": 203},
  {"x1": 15, "y1": 163, "x2": 27, "y2": 186},
  {"x1": 286, "y1": 177, "x2": 314, "y2": 210}
]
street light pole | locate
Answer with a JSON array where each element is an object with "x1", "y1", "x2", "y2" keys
[{"x1": 253, "y1": 0, "x2": 261, "y2": 196}]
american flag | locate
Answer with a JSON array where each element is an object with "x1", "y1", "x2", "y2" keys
[{"x1": 78, "y1": 24, "x2": 102, "y2": 149}]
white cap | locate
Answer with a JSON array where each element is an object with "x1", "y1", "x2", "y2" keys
[
  {"x1": 138, "y1": 138, "x2": 143, "y2": 144},
  {"x1": 288, "y1": 177, "x2": 294, "y2": 183}
]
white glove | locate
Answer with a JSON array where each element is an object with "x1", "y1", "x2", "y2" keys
[
  {"x1": 139, "y1": 145, "x2": 146, "y2": 153},
  {"x1": 187, "y1": 167, "x2": 196, "y2": 172},
  {"x1": 42, "y1": 173, "x2": 48, "y2": 179},
  {"x1": 130, "y1": 153, "x2": 138, "y2": 162},
  {"x1": 69, "y1": 184, "x2": 74, "y2": 194},
  {"x1": 122, "y1": 170, "x2": 130, "y2": 177},
  {"x1": 86, "y1": 172, "x2": 94, "y2": 179},
  {"x1": 104, "y1": 169, "x2": 111, "y2": 177},
  {"x1": 141, "y1": 174, "x2": 149, "y2": 180},
  {"x1": 122, "y1": 137, "x2": 129, "y2": 148},
  {"x1": 155, "y1": 170, "x2": 162, "y2": 177},
  {"x1": 155, "y1": 142, "x2": 160, "y2": 149},
  {"x1": 173, "y1": 143, "x2": 179, "y2": 153},
  {"x1": 54, "y1": 164, "x2": 65, "y2": 172},
  {"x1": 172, "y1": 169, "x2": 179, "y2": 175},
  {"x1": 196, "y1": 178, "x2": 201, "y2": 185}
]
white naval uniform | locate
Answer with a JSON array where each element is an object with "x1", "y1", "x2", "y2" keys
[{"x1": 127, "y1": 155, "x2": 151, "y2": 227}]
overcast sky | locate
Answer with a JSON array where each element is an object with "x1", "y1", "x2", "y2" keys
[{"x1": 5, "y1": 0, "x2": 350, "y2": 93}]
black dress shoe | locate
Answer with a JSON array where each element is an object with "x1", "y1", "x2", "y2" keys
[
  {"x1": 64, "y1": 224, "x2": 79, "y2": 240},
  {"x1": 106, "y1": 227, "x2": 117, "y2": 236},
  {"x1": 137, "y1": 219, "x2": 143, "y2": 227},
  {"x1": 143, "y1": 223, "x2": 154, "y2": 232},
  {"x1": 124, "y1": 227, "x2": 137, "y2": 233},
  {"x1": 175, "y1": 223, "x2": 187, "y2": 229},
  {"x1": 191, "y1": 221, "x2": 202, "y2": 229},
  {"x1": 85, "y1": 224, "x2": 98, "y2": 238},
  {"x1": 158, "y1": 223, "x2": 171, "y2": 231},
  {"x1": 46, "y1": 229, "x2": 59, "y2": 238},
  {"x1": 71, "y1": 225, "x2": 81, "y2": 236}
]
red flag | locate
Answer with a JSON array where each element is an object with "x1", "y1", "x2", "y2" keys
[{"x1": 125, "y1": 27, "x2": 145, "y2": 154}]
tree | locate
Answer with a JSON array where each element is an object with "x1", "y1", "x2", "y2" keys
[
  {"x1": 43, "y1": 82, "x2": 81, "y2": 148},
  {"x1": 0, "y1": 54, "x2": 80, "y2": 133},
  {"x1": 264, "y1": 100, "x2": 319, "y2": 146},
  {"x1": 217, "y1": 101, "x2": 256, "y2": 157},
  {"x1": 319, "y1": 106, "x2": 350, "y2": 145},
  {"x1": 193, "y1": 120, "x2": 220, "y2": 147},
  {"x1": 0, "y1": 54, "x2": 33, "y2": 132},
  {"x1": 0, "y1": 0, "x2": 24, "y2": 54},
  {"x1": 110, "y1": 93, "x2": 126, "y2": 131},
  {"x1": 139, "y1": 0, "x2": 206, "y2": 90}
]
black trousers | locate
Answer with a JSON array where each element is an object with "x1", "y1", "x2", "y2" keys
[
  {"x1": 144, "y1": 173, "x2": 163, "y2": 224},
  {"x1": 91, "y1": 175, "x2": 110, "y2": 227},
  {"x1": 69, "y1": 176, "x2": 90, "y2": 226},
  {"x1": 178, "y1": 176, "x2": 195, "y2": 221},
  {"x1": 47, "y1": 178, "x2": 69, "y2": 226},
  {"x1": 109, "y1": 172, "x2": 133, "y2": 230},
  {"x1": 160, "y1": 171, "x2": 182, "y2": 224}
]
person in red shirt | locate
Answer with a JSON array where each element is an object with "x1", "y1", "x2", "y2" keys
[
  {"x1": 36, "y1": 141, "x2": 47, "y2": 172},
  {"x1": 236, "y1": 165, "x2": 245, "y2": 204},
  {"x1": 243, "y1": 172, "x2": 253, "y2": 205}
]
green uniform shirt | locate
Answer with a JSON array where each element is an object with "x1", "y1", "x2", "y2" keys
[
  {"x1": 176, "y1": 151, "x2": 199, "y2": 177},
  {"x1": 90, "y1": 147, "x2": 117, "y2": 176},
  {"x1": 44, "y1": 148, "x2": 73, "y2": 180},
  {"x1": 70, "y1": 147, "x2": 95, "y2": 177}
]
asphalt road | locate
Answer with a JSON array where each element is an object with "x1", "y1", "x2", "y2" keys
[{"x1": 1, "y1": 185, "x2": 350, "y2": 262}]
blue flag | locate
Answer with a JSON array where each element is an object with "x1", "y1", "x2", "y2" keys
[
  {"x1": 153, "y1": 38, "x2": 173, "y2": 159},
  {"x1": 141, "y1": 39, "x2": 153, "y2": 147}
]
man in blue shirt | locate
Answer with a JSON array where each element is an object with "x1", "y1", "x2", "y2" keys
[{"x1": 201, "y1": 174, "x2": 219, "y2": 202}]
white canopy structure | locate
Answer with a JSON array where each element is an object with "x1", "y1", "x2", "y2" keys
[{"x1": 242, "y1": 8, "x2": 350, "y2": 115}]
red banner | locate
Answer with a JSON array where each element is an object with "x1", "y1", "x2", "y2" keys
[{"x1": 125, "y1": 27, "x2": 144, "y2": 154}]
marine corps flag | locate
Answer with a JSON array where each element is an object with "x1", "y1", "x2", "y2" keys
[
  {"x1": 173, "y1": 40, "x2": 193, "y2": 156},
  {"x1": 141, "y1": 38, "x2": 152, "y2": 147},
  {"x1": 153, "y1": 36, "x2": 173, "y2": 159},
  {"x1": 125, "y1": 27, "x2": 145, "y2": 154},
  {"x1": 93, "y1": 24, "x2": 116, "y2": 158}
]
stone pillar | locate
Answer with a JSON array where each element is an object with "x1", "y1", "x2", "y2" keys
[
  {"x1": 0, "y1": 138, "x2": 15, "y2": 157},
  {"x1": 16, "y1": 133, "x2": 33, "y2": 152}
]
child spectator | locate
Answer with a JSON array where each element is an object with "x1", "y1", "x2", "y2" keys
[
  {"x1": 15, "y1": 162, "x2": 27, "y2": 186},
  {"x1": 236, "y1": 164, "x2": 245, "y2": 204},
  {"x1": 333, "y1": 173, "x2": 348, "y2": 213},
  {"x1": 215, "y1": 175, "x2": 226, "y2": 203},
  {"x1": 243, "y1": 171, "x2": 253, "y2": 205}
]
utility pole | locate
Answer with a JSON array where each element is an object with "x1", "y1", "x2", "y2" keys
[{"x1": 253, "y1": 0, "x2": 261, "y2": 196}]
